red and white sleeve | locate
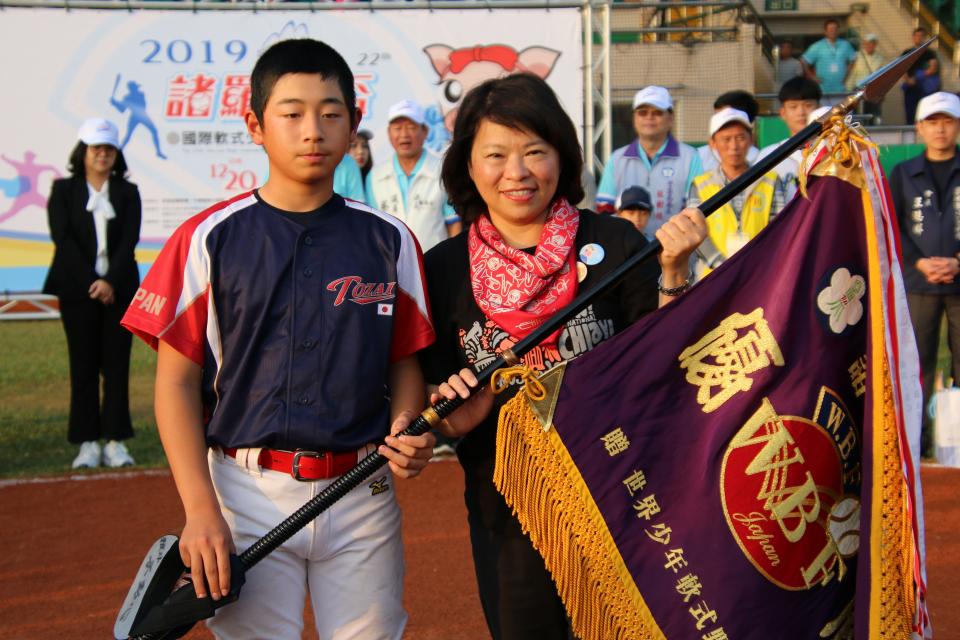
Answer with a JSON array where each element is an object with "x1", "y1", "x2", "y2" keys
[
  {"x1": 121, "y1": 216, "x2": 211, "y2": 366},
  {"x1": 390, "y1": 230, "x2": 435, "y2": 362}
]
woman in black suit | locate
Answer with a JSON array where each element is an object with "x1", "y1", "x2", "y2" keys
[{"x1": 43, "y1": 118, "x2": 142, "y2": 469}]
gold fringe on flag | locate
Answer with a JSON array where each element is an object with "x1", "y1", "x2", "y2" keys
[
  {"x1": 488, "y1": 122, "x2": 921, "y2": 638},
  {"x1": 874, "y1": 357, "x2": 914, "y2": 638},
  {"x1": 860, "y1": 183, "x2": 918, "y2": 638},
  {"x1": 491, "y1": 365, "x2": 664, "y2": 640}
]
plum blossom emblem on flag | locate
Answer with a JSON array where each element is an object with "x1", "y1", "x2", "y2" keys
[{"x1": 817, "y1": 268, "x2": 866, "y2": 334}]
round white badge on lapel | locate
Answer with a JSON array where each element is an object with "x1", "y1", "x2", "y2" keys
[{"x1": 579, "y1": 243, "x2": 604, "y2": 266}]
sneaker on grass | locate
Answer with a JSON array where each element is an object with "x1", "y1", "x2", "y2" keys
[
  {"x1": 71, "y1": 441, "x2": 101, "y2": 469},
  {"x1": 103, "y1": 440, "x2": 135, "y2": 468}
]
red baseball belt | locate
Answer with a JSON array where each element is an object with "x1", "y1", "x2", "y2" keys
[{"x1": 222, "y1": 447, "x2": 361, "y2": 481}]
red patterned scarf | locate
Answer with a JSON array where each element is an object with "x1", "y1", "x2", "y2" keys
[{"x1": 468, "y1": 198, "x2": 580, "y2": 343}]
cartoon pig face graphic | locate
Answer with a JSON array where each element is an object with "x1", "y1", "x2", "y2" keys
[{"x1": 424, "y1": 44, "x2": 561, "y2": 133}]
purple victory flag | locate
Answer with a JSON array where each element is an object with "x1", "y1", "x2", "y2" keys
[{"x1": 493, "y1": 158, "x2": 927, "y2": 639}]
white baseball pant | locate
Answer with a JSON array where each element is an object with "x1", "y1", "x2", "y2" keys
[{"x1": 205, "y1": 447, "x2": 407, "y2": 640}]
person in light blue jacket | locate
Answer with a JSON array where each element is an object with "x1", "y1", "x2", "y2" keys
[{"x1": 334, "y1": 153, "x2": 366, "y2": 203}]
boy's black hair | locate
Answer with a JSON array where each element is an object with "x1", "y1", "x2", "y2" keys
[
  {"x1": 713, "y1": 90, "x2": 759, "y2": 122},
  {"x1": 778, "y1": 77, "x2": 822, "y2": 104},
  {"x1": 442, "y1": 73, "x2": 584, "y2": 226},
  {"x1": 250, "y1": 38, "x2": 357, "y2": 126},
  {"x1": 823, "y1": 18, "x2": 840, "y2": 29},
  {"x1": 67, "y1": 142, "x2": 129, "y2": 180}
]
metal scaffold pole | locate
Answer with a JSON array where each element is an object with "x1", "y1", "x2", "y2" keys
[
  {"x1": 582, "y1": 0, "x2": 596, "y2": 175},
  {"x1": 582, "y1": 0, "x2": 611, "y2": 177}
]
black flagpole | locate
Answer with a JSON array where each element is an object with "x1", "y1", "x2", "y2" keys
[
  {"x1": 130, "y1": 39, "x2": 935, "y2": 640},
  {"x1": 238, "y1": 38, "x2": 935, "y2": 571}
]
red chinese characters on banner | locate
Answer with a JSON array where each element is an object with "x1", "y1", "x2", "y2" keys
[
  {"x1": 354, "y1": 73, "x2": 376, "y2": 118},
  {"x1": 166, "y1": 74, "x2": 217, "y2": 119},
  {"x1": 162, "y1": 73, "x2": 376, "y2": 122},
  {"x1": 219, "y1": 75, "x2": 251, "y2": 120}
]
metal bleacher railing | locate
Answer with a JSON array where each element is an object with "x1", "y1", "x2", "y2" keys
[
  {"x1": 920, "y1": 0, "x2": 958, "y2": 40},
  {"x1": 607, "y1": 0, "x2": 775, "y2": 63},
  {"x1": 902, "y1": 0, "x2": 960, "y2": 70}
]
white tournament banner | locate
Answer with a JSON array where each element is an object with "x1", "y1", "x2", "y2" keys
[{"x1": 0, "y1": 8, "x2": 583, "y2": 291}]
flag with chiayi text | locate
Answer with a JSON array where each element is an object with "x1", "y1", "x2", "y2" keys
[{"x1": 492, "y1": 129, "x2": 929, "y2": 640}]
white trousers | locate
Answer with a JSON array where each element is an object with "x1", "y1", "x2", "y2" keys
[{"x1": 206, "y1": 448, "x2": 407, "y2": 640}]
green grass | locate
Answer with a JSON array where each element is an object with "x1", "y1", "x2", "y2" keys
[
  {"x1": 0, "y1": 316, "x2": 954, "y2": 478},
  {"x1": 0, "y1": 320, "x2": 167, "y2": 478}
]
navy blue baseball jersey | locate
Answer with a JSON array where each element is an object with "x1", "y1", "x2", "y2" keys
[{"x1": 122, "y1": 191, "x2": 434, "y2": 451}]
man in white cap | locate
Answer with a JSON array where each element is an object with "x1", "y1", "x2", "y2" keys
[
  {"x1": 365, "y1": 99, "x2": 460, "y2": 251},
  {"x1": 688, "y1": 108, "x2": 784, "y2": 276},
  {"x1": 888, "y1": 91, "x2": 960, "y2": 458},
  {"x1": 846, "y1": 34, "x2": 885, "y2": 123},
  {"x1": 596, "y1": 85, "x2": 701, "y2": 237},
  {"x1": 697, "y1": 90, "x2": 761, "y2": 174}
]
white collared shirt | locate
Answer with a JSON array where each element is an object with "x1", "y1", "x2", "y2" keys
[{"x1": 86, "y1": 181, "x2": 115, "y2": 276}]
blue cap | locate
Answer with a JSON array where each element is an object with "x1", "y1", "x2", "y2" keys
[{"x1": 618, "y1": 186, "x2": 652, "y2": 211}]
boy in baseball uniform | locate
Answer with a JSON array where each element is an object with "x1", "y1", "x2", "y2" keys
[{"x1": 123, "y1": 38, "x2": 436, "y2": 639}]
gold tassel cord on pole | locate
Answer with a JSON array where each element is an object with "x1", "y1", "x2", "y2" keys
[
  {"x1": 800, "y1": 115, "x2": 879, "y2": 200},
  {"x1": 490, "y1": 364, "x2": 548, "y2": 401}
]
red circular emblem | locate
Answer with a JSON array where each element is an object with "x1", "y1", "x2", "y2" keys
[{"x1": 721, "y1": 403, "x2": 844, "y2": 591}]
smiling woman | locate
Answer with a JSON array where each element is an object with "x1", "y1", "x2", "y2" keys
[
  {"x1": 466, "y1": 120, "x2": 561, "y2": 249},
  {"x1": 419, "y1": 73, "x2": 706, "y2": 640}
]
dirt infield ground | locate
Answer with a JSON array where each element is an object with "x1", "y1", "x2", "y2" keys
[{"x1": 0, "y1": 462, "x2": 956, "y2": 639}]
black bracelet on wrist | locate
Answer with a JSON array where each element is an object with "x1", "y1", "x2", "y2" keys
[{"x1": 657, "y1": 273, "x2": 692, "y2": 297}]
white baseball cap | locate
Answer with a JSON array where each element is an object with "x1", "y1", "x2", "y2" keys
[
  {"x1": 78, "y1": 118, "x2": 120, "y2": 148},
  {"x1": 709, "y1": 108, "x2": 752, "y2": 137},
  {"x1": 863, "y1": 33, "x2": 879, "y2": 43},
  {"x1": 632, "y1": 86, "x2": 673, "y2": 111},
  {"x1": 916, "y1": 92, "x2": 960, "y2": 122},
  {"x1": 387, "y1": 99, "x2": 426, "y2": 126}
]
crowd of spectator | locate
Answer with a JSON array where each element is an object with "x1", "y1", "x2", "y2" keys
[{"x1": 776, "y1": 21, "x2": 945, "y2": 126}]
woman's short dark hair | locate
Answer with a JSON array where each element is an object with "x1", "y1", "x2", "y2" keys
[
  {"x1": 67, "y1": 142, "x2": 129, "y2": 180},
  {"x1": 442, "y1": 74, "x2": 584, "y2": 225}
]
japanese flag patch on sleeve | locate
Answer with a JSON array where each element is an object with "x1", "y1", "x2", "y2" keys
[{"x1": 377, "y1": 303, "x2": 394, "y2": 316}]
